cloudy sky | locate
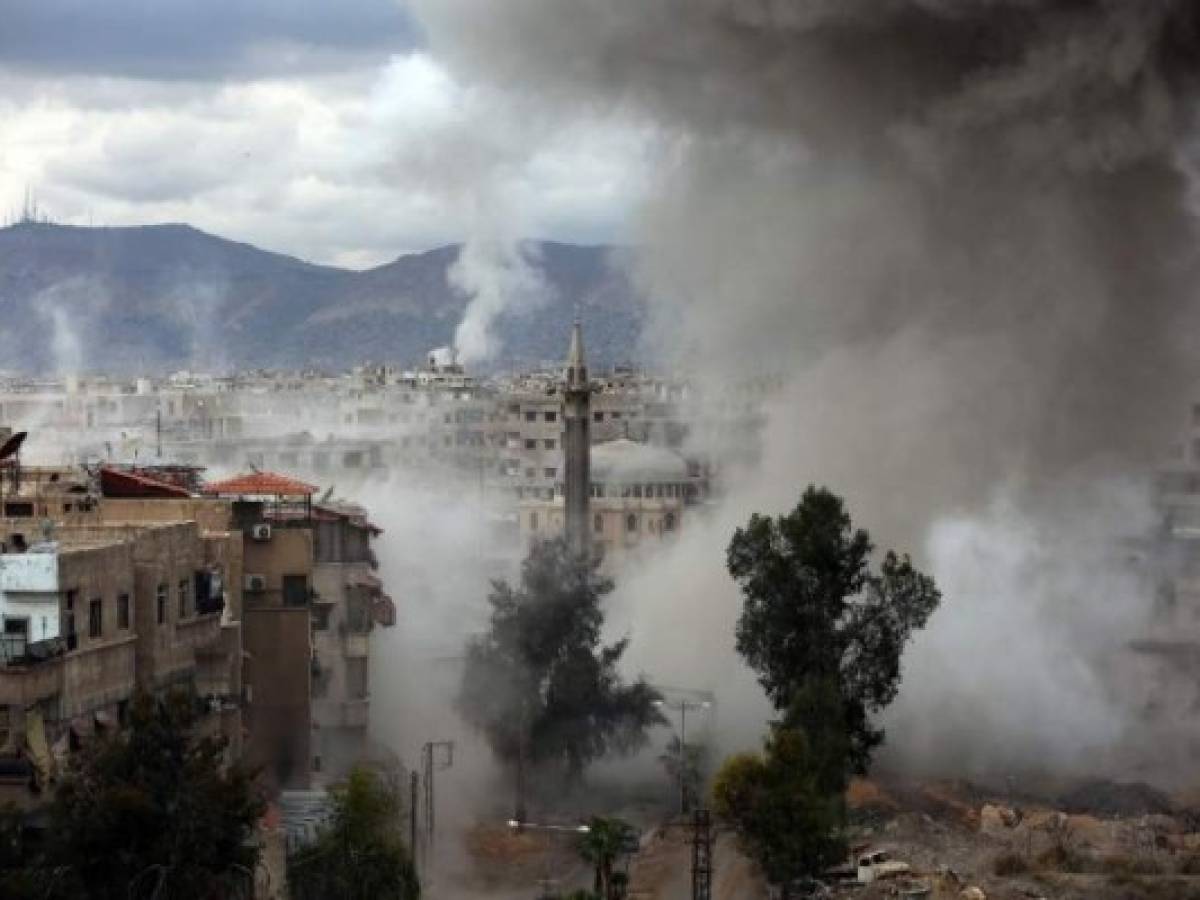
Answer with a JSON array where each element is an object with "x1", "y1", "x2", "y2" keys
[{"x1": 0, "y1": 1, "x2": 650, "y2": 268}]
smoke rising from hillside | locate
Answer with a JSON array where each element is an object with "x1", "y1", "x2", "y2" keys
[
  {"x1": 451, "y1": 237, "x2": 553, "y2": 366},
  {"x1": 413, "y1": 1, "x2": 1200, "y2": 776}
]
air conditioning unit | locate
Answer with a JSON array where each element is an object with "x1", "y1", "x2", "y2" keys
[
  {"x1": 251, "y1": 524, "x2": 272, "y2": 542},
  {"x1": 244, "y1": 574, "x2": 267, "y2": 593}
]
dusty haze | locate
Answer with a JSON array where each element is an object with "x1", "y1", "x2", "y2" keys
[{"x1": 411, "y1": 0, "x2": 1200, "y2": 780}]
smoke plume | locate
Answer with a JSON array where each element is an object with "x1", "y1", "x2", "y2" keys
[
  {"x1": 451, "y1": 237, "x2": 552, "y2": 366},
  {"x1": 412, "y1": 1, "x2": 1200, "y2": 778}
]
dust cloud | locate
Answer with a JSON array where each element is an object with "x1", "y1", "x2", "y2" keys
[{"x1": 411, "y1": 1, "x2": 1200, "y2": 780}]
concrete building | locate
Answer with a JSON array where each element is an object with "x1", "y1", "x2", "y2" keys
[
  {"x1": 519, "y1": 438, "x2": 704, "y2": 564},
  {"x1": 202, "y1": 470, "x2": 393, "y2": 789},
  {"x1": 0, "y1": 514, "x2": 237, "y2": 809}
]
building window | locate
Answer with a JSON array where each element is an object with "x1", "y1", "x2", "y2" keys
[
  {"x1": 593, "y1": 412, "x2": 603, "y2": 422},
  {"x1": 525, "y1": 411, "x2": 536, "y2": 422},
  {"x1": 626, "y1": 513, "x2": 638, "y2": 533},
  {"x1": 88, "y1": 599, "x2": 103, "y2": 639},
  {"x1": 347, "y1": 658, "x2": 369, "y2": 699},
  {"x1": 63, "y1": 589, "x2": 78, "y2": 645},
  {"x1": 544, "y1": 467, "x2": 556, "y2": 479},
  {"x1": 156, "y1": 583, "x2": 167, "y2": 625},
  {"x1": 664, "y1": 512, "x2": 677, "y2": 532},
  {"x1": 118, "y1": 594, "x2": 130, "y2": 629},
  {"x1": 178, "y1": 579, "x2": 190, "y2": 619},
  {"x1": 594, "y1": 514, "x2": 603, "y2": 533},
  {"x1": 633, "y1": 485, "x2": 642, "y2": 498},
  {"x1": 525, "y1": 439, "x2": 537, "y2": 449},
  {"x1": 530, "y1": 512, "x2": 539, "y2": 531},
  {"x1": 282, "y1": 575, "x2": 309, "y2": 607},
  {"x1": 544, "y1": 411, "x2": 557, "y2": 422},
  {"x1": 544, "y1": 439, "x2": 555, "y2": 449}
]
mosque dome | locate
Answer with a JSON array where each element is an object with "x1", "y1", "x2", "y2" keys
[{"x1": 591, "y1": 439, "x2": 690, "y2": 484}]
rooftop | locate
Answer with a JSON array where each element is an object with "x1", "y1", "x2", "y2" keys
[{"x1": 203, "y1": 471, "x2": 318, "y2": 497}]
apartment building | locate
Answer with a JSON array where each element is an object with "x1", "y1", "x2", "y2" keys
[{"x1": 0, "y1": 515, "x2": 236, "y2": 809}]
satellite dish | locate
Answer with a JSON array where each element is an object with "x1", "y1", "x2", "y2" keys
[{"x1": 0, "y1": 431, "x2": 27, "y2": 461}]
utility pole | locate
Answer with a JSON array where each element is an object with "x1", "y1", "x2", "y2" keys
[
  {"x1": 691, "y1": 808, "x2": 712, "y2": 900},
  {"x1": 654, "y1": 697, "x2": 712, "y2": 815},
  {"x1": 421, "y1": 740, "x2": 454, "y2": 862},
  {"x1": 410, "y1": 770, "x2": 419, "y2": 866}
]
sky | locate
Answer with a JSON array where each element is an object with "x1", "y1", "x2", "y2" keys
[{"x1": 0, "y1": 1, "x2": 650, "y2": 268}]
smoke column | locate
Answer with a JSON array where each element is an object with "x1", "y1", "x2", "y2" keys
[{"x1": 411, "y1": 1, "x2": 1200, "y2": 777}]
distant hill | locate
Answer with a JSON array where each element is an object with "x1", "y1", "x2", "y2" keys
[{"x1": 0, "y1": 222, "x2": 645, "y2": 374}]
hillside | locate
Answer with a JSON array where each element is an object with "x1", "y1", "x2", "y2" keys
[{"x1": 0, "y1": 222, "x2": 644, "y2": 373}]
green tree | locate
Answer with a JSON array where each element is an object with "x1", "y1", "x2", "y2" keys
[
  {"x1": 576, "y1": 816, "x2": 636, "y2": 900},
  {"x1": 728, "y1": 486, "x2": 940, "y2": 774},
  {"x1": 457, "y1": 539, "x2": 664, "y2": 794},
  {"x1": 46, "y1": 690, "x2": 265, "y2": 900},
  {"x1": 287, "y1": 766, "x2": 419, "y2": 900},
  {"x1": 0, "y1": 803, "x2": 51, "y2": 900},
  {"x1": 711, "y1": 725, "x2": 847, "y2": 895}
]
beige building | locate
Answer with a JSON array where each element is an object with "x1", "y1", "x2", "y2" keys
[
  {"x1": 0, "y1": 512, "x2": 239, "y2": 809},
  {"x1": 519, "y1": 437, "x2": 704, "y2": 564}
]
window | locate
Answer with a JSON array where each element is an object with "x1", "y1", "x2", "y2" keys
[
  {"x1": 530, "y1": 512, "x2": 539, "y2": 531},
  {"x1": 3, "y1": 502, "x2": 33, "y2": 517},
  {"x1": 593, "y1": 411, "x2": 603, "y2": 422},
  {"x1": 508, "y1": 402, "x2": 520, "y2": 415},
  {"x1": 594, "y1": 514, "x2": 603, "y2": 533},
  {"x1": 525, "y1": 411, "x2": 536, "y2": 422},
  {"x1": 633, "y1": 484, "x2": 642, "y2": 498},
  {"x1": 178, "y1": 579, "x2": 190, "y2": 619},
  {"x1": 156, "y1": 583, "x2": 167, "y2": 625},
  {"x1": 525, "y1": 439, "x2": 537, "y2": 450},
  {"x1": 118, "y1": 594, "x2": 130, "y2": 629},
  {"x1": 544, "y1": 411, "x2": 557, "y2": 422},
  {"x1": 664, "y1": 512, "x2": 677, "y2": 532},
  {"x1": 282, "y1": 575, "x2": 309, "y2": 607},
  {"x1": 64, "y1": 589, "x2": 78, "y2": 644},
  {"x1": 544, "y1": 467, "x2": 556, "y2": 479},
  {"x1": 544, "y1": 439, "x2": 556, "y2": 449},
  {"x1": 626, "y1": 513, "x2": 638, "y2": 533},
  {"x1": 88, "y1": 598, "x2": 103, "y2": 639},
  {"x1": 2, "y1": 618, "x2": 28, "y2": 660},
  {"x1": 347, "y1": 658, "x2": 369, "y2": 699}
]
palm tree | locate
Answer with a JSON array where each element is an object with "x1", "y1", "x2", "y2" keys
[{"x1": 576, "y1": 817, "x2": 636, "y2": 900}]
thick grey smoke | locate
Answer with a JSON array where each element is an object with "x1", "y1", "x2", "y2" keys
[{"x1": 412, "y1": 1, "x2": 1200, "y2": 778}]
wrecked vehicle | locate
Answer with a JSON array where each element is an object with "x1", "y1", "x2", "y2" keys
[{"x1": 856, "y1": 848, "x2": 911, "y2": 883}]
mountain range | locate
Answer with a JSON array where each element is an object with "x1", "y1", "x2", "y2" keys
[{"x1": 0, "y1": 222, "x2": 644, "y2": 374}]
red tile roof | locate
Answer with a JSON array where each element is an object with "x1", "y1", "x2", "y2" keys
[
  {"x1": 100, "y1": 466, "x2": 193, "y2": 499},
  {"x1": 202, "y1": 471, "x2": 318, "y2": 497}
]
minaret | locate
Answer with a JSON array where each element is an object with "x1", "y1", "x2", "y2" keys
[{"x1": 563, "y1": 322, "x2": 590, "y2": 557}]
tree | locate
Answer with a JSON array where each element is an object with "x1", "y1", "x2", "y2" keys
[
  {"x1": 711, "y1": 725, "x2": 847, "y2": 895},
  {"x1": 457, "y1": 538, "x2": 664, "y2": 797},
  {"x1": 576, "y1": 817, "x2": 636, "y2": 900},
  {"x1": 46, "y1": 690, "x2": 265, "y2": 900},
  {"x1": 287, "y1": 766, "x2": 419, "y2": 900},
  {"x1": 728, "y1": 486, "x2": 940, "y2": 774}
]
